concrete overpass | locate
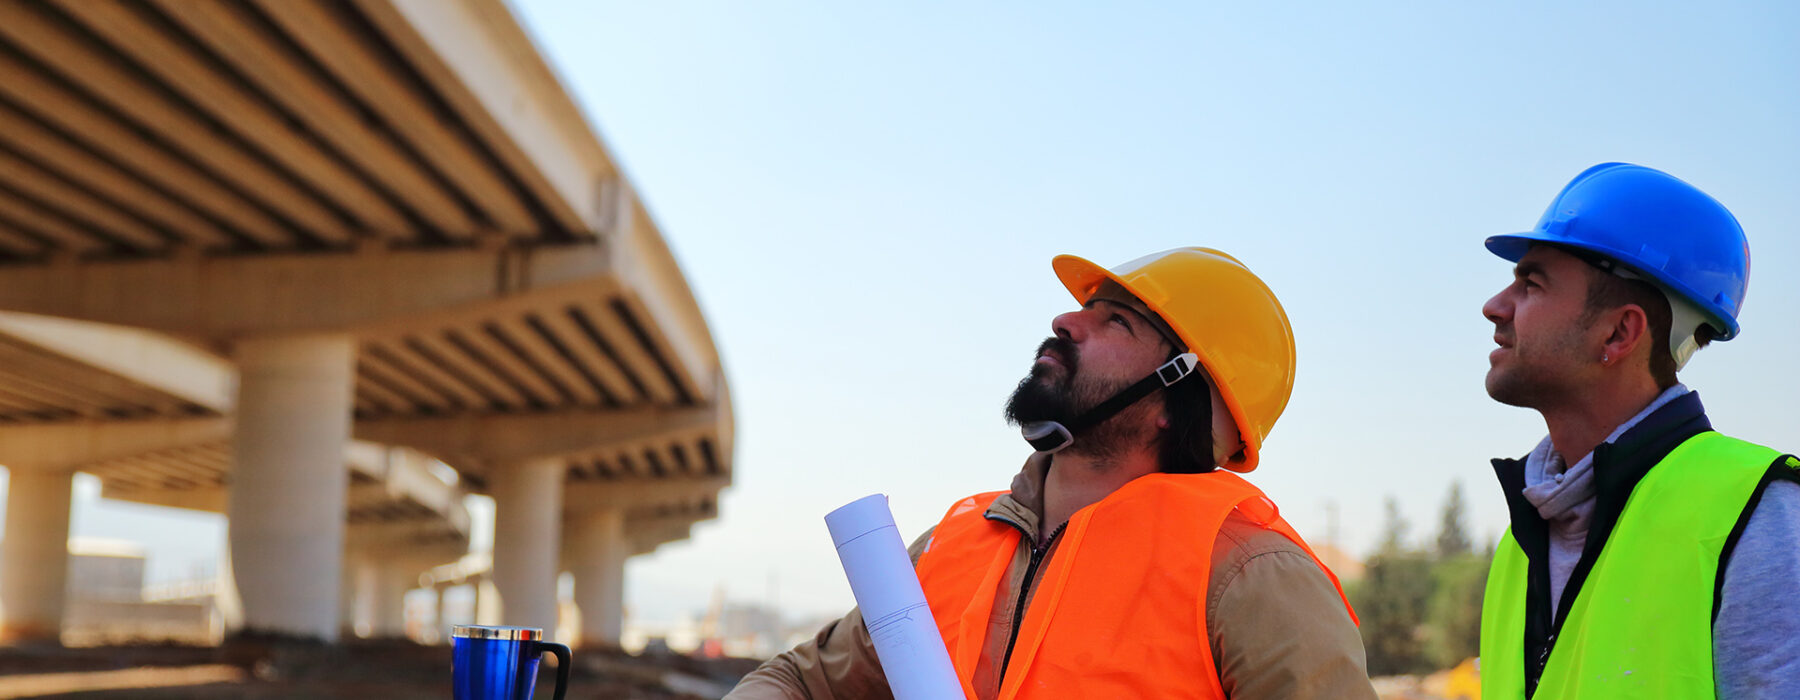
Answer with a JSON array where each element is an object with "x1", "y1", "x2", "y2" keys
[{"x1": 0, "y1": 0, "x2": 733, "y2": 648}]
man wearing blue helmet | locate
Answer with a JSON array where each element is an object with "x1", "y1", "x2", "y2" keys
[{"x1": 1477, "y1": 163, "x2": 1800, "y2": 698}]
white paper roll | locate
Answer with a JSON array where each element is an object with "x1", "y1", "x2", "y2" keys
[{"x1": 825, "y1": 494, "x2": 964, "y2": 700}]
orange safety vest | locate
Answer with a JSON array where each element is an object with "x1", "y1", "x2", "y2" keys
[{"x1": 915, "y1": 471, "x2": 1354, "y2": 700}]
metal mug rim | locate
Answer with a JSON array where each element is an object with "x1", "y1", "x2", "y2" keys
[{"x1": 451, "y1": 625, "x2": 544, "y2": 641}]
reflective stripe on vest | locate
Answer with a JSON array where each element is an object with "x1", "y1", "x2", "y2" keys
[
  {"x1": 1479, "y1": 432, "x2": 1782, "y2": 699},
  {"x1": 915, "y1": 471, "x2": 1354, "y2": 700}
]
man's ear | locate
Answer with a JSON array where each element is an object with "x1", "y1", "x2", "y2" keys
[{"x1": 1600, "y1": 303, "x2": 1650, "y2": 367}]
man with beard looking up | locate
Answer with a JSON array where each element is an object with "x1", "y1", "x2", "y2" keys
[
  {"x1": 727, "y1": 247, "x2": 1374, "y2": 700},
  {"x1": 1476, "y1": 163, "x2": 1800, "y2": 699}
]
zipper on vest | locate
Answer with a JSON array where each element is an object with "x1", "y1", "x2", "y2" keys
[
  {"x1": 1528, "y1": 441, "x2": 1614, "y2": 694},
  {"x1": 999, "y1": 521, "x2": 1067, "y2": 682}
]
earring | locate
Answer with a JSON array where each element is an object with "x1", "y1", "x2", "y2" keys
[{"x1": 1601, "y1": 353, "x2": 1609, "y2": 365}]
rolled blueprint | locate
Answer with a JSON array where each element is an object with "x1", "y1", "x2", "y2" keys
[{"x1": 825, "y1": 494, "x2": 963, "y2": 700}]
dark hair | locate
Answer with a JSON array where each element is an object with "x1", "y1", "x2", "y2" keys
[
  {"x1": 1580, "y1": 270, "x2": 1713, "y2": 390},
  {"x1": 1159, "y1": 364, "x2": 1216, "y2": 474}
]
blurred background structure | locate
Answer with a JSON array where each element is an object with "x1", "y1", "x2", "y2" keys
[{"x1": 0, "y1": 0, "x2": 731, "y2": 656}]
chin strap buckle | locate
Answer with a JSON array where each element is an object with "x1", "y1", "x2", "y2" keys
[
  {"x1": 1021, "y1": 353, "x2": 1200, "y2": 454},
  {"x1": 1021, "y1": 421, "x2": 1074, "y2": 453},
  {"x1": 1157, "y1": 353, "x2": 1200, "y2": 387}
]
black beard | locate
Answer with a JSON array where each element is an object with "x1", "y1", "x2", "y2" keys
[
  {"x1": 1005, "y1": 337, "x2": 1160, "y2": 461},
  {"x1": 1004, "y1": 337, "x2": 1082, "y2": 426}
]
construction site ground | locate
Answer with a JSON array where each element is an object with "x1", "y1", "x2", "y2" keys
[
  {"x1": 0, "y1": 639, "x2": 759, "y2": 699},
  {"x1": 0, "y1": 641, "x2": 1467, "y2": 699}
]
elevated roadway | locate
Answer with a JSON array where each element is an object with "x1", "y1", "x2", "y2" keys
[{"x1": 0, "y1": 0, "x2": 732, "y2": 647}]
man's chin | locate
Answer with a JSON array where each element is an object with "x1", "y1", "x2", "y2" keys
[
  {"x1": 1006, "y1": 386, "x2": 1072, "y2": 427},
  {"x1": 1484, "y1": 373, "x2": 1535, "y2": 408}
]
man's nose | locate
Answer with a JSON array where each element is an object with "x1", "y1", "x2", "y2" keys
[
  {"x1": 1482, "y1": 288, "x2": 1510, "y2": 326},
  {"x1": 1051, "y1": 309, "x2": 1085, "y2": 342}
]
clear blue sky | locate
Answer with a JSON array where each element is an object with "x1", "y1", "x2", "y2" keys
[
  {"x1": 34, "y1": 1, "x2": 1800, "y2": 625},
  {"x1": 505, "y1": 0, "x2": 1800, "y2": 621}
]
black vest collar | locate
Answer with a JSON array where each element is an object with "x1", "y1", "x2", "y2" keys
[{"x1": 1488, "y1": 390, "x2": 1713, "y2": 695}]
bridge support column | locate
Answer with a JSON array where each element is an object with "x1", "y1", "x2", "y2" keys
[
  {"x1": 570, "y1": 507, "x2": 627, "y2": 649},
  {"x1": 340, "y1": 550, "x2": 367, "y2": 638},
  {"x1": 371, "y1": 559, "x2": 412, "y2": 638},
  {"x1": 227, "y1": 334, "x2": 354, "y2": 641},
  {"x1": 0, "y1": 468, "x2": 73, "y2": 643},
  {"x1": 491, "y1": 458, "x2": 563, "y2": 635},
  {"x1": 429, "y1": 584, "x2": 451, "y2": 644}
]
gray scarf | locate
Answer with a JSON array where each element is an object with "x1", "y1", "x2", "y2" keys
[{"x1": 1520, "y1": 384, "x2": 1689, "y2": 615}]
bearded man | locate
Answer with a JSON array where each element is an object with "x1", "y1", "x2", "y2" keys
[{"x1": 727, "y1": 248, "x2": 1375, "y2": 699}]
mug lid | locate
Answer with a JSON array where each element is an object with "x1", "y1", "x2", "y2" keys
[{"x1": 452, "y1": 625, "x2": 544, "y2": 641}]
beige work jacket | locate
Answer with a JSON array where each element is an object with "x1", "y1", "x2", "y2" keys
[{"x1": 727, "y1": 455, "x2": 1376, "y2": 699}]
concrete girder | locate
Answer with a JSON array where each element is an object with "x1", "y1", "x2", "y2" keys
[
  {"x1": 250, "y1": 0, "x2": 538, "y2": 235},
  {"x1": 344, "y1": 443, "x2": 470, "y2": 523},
  {"x1": 607, "y1": 196, "x2": 722, "y2": 404},
  {"x1": 98, "y1": 444, "x2": 468, "y2": 534},
  {"x1": 344, "y1": 519, "x2": 470, "y2": 554},
  {"x1": 346, "y1": 481, "x2": 407, "y2": 514},
  {"x1": 353, "y1": 0, "x2": 619, "y2": 236},
  {"x1": 0, "y1": 100, "x2": 238, "y2": 251},
  {"x1": 626, "y1": 510, "x2": 712, "y2": 534},
  {"x1": 0, "y1": 244, "x2": 615, "y2": 338},
  {"x1": 149, "y1": 0, "x2": 481, "y2": 240},
  {"x1": 627, "y1": 513, "x2": 706, "y2": 557},
  {"x1": 553, "y1": 510, "x2": 702, "y2": 567},
  {"x1": 0, "y1": 49, "x2": 295, "y2": 248},
  {"x1": 0, "y1": 417, "x2": 228, "y2": 471},
  {"x1": 630, "y1": 527, "x2": 692, "y2": 557},
  {"x1": 355, "y1": 404, "x2": 720, "y2": 468},
  {"x1": 49, "y1": 0, "x2": 419, "y2": 240},
  {"x1": 0, "y1": 313, "x2": 232, "y2": 411},
  {"x1": 630, "y1": 530, "x2": 687, "y2": 557},
  {"x1": 98, "y1": 485, "x2": 226, "y2": 513},
  {"x1": 345, "y1": 485, "x2": 473, "y2": 546},
  {"x1": 562, "y1": 477, "x2": 729, "y2": 514}
]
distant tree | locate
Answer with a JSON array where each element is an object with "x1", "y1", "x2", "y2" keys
[
  {"x1": 1425, "y1": 552, "x2": 1489, "y2": 668},
  {"x1": 1379, "y1": 496, "x2": 1410, "y2": 554},
  {"x1": 1358, "y1": 490, "x2": 1494, "y2": 675},
  {"x1": 1435, "y1": 482, "x2": 1472, "y2": 559},
  {"x1": 1356, "y1": 497, "x2": 1434, "y2": 675}
]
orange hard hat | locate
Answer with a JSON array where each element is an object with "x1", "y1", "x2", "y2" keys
[{"x1": 1052, "y1": 248, "x2": 1296, "y2": 472}]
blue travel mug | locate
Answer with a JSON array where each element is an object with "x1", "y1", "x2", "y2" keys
[{"x1": 452, "y1": 625, "x2": 572, "y2": 700}]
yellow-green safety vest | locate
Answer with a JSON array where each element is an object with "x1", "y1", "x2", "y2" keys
[{"x1": 1480, "y1": 432, "x2": 1791, "y2": 699}]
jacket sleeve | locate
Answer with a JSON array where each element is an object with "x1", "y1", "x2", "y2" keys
[
  {"x1": 724, "y1": 527, "x2": 937, "y2": 700},
  {"x1": 1208, "y1": 520, "x2": 1377, "y2": 699},
  {"x1": 1714, "y1": 479, "x2": 1800, "y2": 699}
]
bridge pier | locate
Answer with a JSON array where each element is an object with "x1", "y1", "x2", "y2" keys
[
  {"x1": 570, "y1": 507, "x2": 627, "y2": 649},
  {"x1": 227, "y1": 334, "x2": 354, "y2": 641},
  {"x1": 0, "y1": 468, "x2": 73, "y2": 643},
  {"x1": 369, "y1": 559, "x2": 412, "y2": 638},
  {"x1": 491, "y1": 458, "x2": 563, "y2": 635},
  {"x1": 340, "y1": 551, "x2": 366, "y2": 637}
]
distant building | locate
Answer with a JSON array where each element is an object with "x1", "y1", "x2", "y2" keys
[
  {"x1": 66, "y1": 537, "x2": 147, "y2": 602},
  {"x1": 61, "y1": 537, "x2": 216, "y2": 645},
  {"x1": 1311, "y1": 543, "x2": 1367, "y2": 582},
  {"x1": 716, "y1": 602, "x2": 785, "y2": 658}
]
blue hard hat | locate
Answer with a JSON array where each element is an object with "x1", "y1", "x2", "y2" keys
[{"x1": 1486, "y1": 163, "x2": 1750, "y2": 340}]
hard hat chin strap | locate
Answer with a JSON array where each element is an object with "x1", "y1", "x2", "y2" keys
[{"x1": 1020, "y1": 353, "x2": 1200, "y2": 453}]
